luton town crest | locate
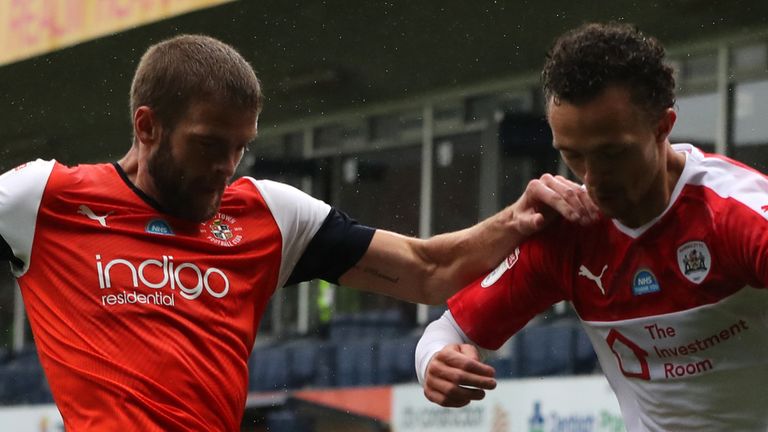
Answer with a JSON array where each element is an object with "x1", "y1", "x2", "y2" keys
[
  {"x1": 211, "y1": 218, "x2": 233, "y2": 240},
  {"x1": 676, "y1": 241, "x2": 711, "y2": 284},
  {"x1": 202, "y1": 213, "x2": 244, "y2": 247}
]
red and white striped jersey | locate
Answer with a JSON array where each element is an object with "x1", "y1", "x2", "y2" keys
[
  {"x1": 448, "y1": 144, "x2": 768, "y2": 431},
  {"x1": 0, "y1": 160, "x2": 373, "y2": 431}
]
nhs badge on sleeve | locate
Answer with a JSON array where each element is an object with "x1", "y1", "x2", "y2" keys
[
  {"x1": 677, "y1": 241, "x2": 711, "y2": 284},
  {"x1": 632, "y1": 269, "x2": 660, "y2": 296}
]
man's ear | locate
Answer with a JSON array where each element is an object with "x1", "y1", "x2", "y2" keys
[
  {"x1": 134, "y1": 106, "x2": 162, "y2": 146},
  {"x1": 655, "y1": 108, "x2": 677, "y2": 143}
]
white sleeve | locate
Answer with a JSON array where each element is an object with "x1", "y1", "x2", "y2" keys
[
  {"x1": 246, "y1": 178, "x2": 332, "y2": 290},
  {"x1": 415, "y1": 310, "x2": 472, "y2": 385},
  {"x1": 0, "y1": 160, "x2": 56, "y2": 276}
]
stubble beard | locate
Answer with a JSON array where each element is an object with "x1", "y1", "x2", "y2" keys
[{"x1": 147, "y1": 136, "x2": 221, "y2": 223}]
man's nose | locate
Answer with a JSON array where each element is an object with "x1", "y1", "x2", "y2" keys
[
  {"x1": 213, "y1": 151, "x2": 240, "y2": 178},
  {"x1": 583, "y1": 158, "x2": 606, "y2": 186}
]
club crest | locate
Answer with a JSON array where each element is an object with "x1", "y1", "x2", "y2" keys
[
  {"x1": 211, "y1": 219, "x2": 233, "y2": 240},
  {"x1": 676, "y1": 241, "x2": 711, "y2": 284},
  {"x1": 202, "y1": 213, "x2": 244, "y2": 247}
]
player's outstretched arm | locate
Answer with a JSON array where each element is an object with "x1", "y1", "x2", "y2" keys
[
  {"x1": 339, "y1": 174, "x2": 597, "y2": 304},
  {"x1": 415, "y1": 311, "x2": 495, "y2": 408}
]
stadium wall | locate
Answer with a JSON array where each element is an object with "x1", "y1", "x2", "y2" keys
[{"x1": 0, "y1": 375, "x2": 624, "y2": 431}]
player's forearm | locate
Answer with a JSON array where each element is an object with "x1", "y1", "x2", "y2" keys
[
  {"x1": 416, "y1": 204, "x2": 524, "y2": 301},
  {"x1": 344, "y1": 176, "x2": 593, "y2": 304},
  {"x1": 341, "y1": 215, "x2": 523, "y2": 305}
]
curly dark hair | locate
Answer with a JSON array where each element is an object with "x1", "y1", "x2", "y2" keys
[{"x1": 542, "y1": 22, "x2": 675, "y2": 120}]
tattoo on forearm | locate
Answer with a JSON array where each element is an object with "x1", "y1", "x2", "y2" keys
[{"x1": 358, "y1": 266, "x2": 400, "y2": 284}]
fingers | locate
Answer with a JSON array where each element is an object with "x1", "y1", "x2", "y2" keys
[
  {"x1": 424, "y1": 377, "x2": 488, "y2": 407},
  {"x1": 556, "y1": 176, "x2": 600, "y2": 218},
  {"x1": 528, "y1": 174, "x2": 598, "y2": 225},
  {"x1": 423, "y1": 345, "x2": 497, "y2": 407},
  {"x1": 457, "y1": 343, "x2": 482, "y2": 360}
]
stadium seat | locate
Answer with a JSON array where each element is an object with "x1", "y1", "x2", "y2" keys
[
  {"x1": 328, "y1": 313, "x2": 360, "y2": 341},
  {"x1": 330, "y1": 309, "x2": 410, "y2": 341},
  {"x1": 286, "y1": 339, "x2": 336, "y2": 389},
  {"x1": 0, "y1": 346, "x2": 52, "y2": 405},
  {"x1": 249, "y1": 345, "x2": 290, "y2": 392},
  {"x1": 363, "y1": 309, "x2": 407, "y2": 339},
  {"x1": 376, "y1": 334, "x2": 419, "y2": 384},
  {"x1": 335, "y1": 338, "x2": 378, "y2": 387},
  {"x1": 265, "y1": 409, "x2": 314, "y2": 432},
  {"x1": 517, "y1": 321, "x2": 576, "y2": 377},
  {"x1": 486, "y1": 356, "x2": 517, "y2": 379},
  {"x1": 573, "y1": 325, "x2": 599, "y2": 374},
  {"x1": 426, "y1": 305, "x2": 448, "y2": 323}
]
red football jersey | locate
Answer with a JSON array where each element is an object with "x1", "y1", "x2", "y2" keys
[
  {"x1": 449, "y1": 145, "x2": 768, "y2": 431},
  {"x1": 0, "y1": 160, "x2": 366, "y2": 431}
]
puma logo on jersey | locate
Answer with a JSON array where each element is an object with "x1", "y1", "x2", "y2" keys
[
  {"x1": 78, "y1": 205, "x2": 113, "y2": 227},
  {"x1": 579, "y1": 264, "x2": 608, "y2": 295}
]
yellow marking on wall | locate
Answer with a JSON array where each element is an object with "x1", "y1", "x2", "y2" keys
[{"x1": 0, "y1": 0, "x2": 234, "y2": 66}]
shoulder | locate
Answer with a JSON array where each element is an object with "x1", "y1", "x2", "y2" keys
[
  {"x1": 511, "y1": 217, "x2": 587, "y2": 274},
  {"x1": 225, "y1": 177, "x2": 332, "y2": 241},
  {"x1": 232, "y1": 177, "x2": 331, "y2": 214},
  {"x1": 533, "y1": 216, "x2": 588, "y2": 247},
  {"x1": 1, "y1": 159, "x2": 57, "y2": 184},
  {"x1": 678, "y1": 144, "x2": 768, "y2": 221},
  {"x1": 237, "y1": 177, "x2": 320, "y2": 200},
  {"x1": 0, "y1": 159, "x2": 59, "y2": 202}
]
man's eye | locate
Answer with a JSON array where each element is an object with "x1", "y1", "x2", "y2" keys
[{"x1": 198, "y1": 141, "x2": 216, "y2": 151}]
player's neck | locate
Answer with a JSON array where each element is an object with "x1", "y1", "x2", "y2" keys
[
  {"x1": 618, "y1": 143, "x2": 685, "y2": 228},
  {"x1": 116, "y1": 145, "x2": 139, "y2": 183}
]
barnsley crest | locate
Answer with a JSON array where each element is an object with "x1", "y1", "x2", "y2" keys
[{"x1": 676, "y1": 241, "x2": 711, "y2": 284}]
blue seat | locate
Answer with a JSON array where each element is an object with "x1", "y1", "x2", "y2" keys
[
  {"x1": 329, "y1": 313, "x2": 364, "y2": 341},
  {"x1": 249, "y1": 345, "x2": 290, "y2": 392},
  {"x1": 0, "y1": 347, "x2": 52, "y2": 404},
  {"x1": 377, "y1": 334, "x2": 419, "y2": 384},
  {"x1": 364, "y1": 308, "x2": 409, "y2": 339},
  {"x1": 573, "y1": 325, "x2": 599, "y2": 374},
  {"x1": 265, "y1": 409, "x2": 313, "y2": 432},
  {"x1": 331, "y1": 309, "x2": 410, "y2": 341},
  {"x1": 335, "y1": 338, "x2": 378, "y2": 387},
  {"x1": 517, "y1": 321, "x2": 576, "y2": 377},
  {"x1": 286, "y1": 340, "x2": 336, "y2": 389},
  {"x1": 486, "y1": 355, "x2": 520, "y2": 379},
  {"x1": 426, "y1": 305, "x2": 448, "y2": 323}
]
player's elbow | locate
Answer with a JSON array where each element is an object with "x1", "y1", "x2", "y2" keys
[
  {"x1": 411, "y1": 240, "x2": 462, "y2": 305},
  {"x1": 418, "y1": 268, "x2": 458, "y2": 305}
]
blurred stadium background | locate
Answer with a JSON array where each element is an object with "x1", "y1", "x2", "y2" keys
[{"x1": 1, "y1": 1, "x2": 767, "y2": 431}]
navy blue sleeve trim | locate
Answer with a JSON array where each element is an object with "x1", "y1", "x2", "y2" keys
[
  {"x1": 0, "y1": 235, "x2": 22, "y2": 268},
  {"x1": 286, "y1": 208, "x2": 375, "y2": 286}
]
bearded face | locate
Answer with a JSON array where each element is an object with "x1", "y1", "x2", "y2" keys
[{"x1": 147, "y1": 132, "x2": 226, "y2": 223}]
